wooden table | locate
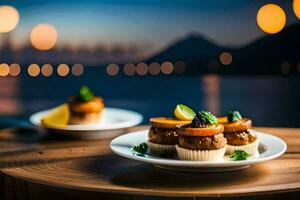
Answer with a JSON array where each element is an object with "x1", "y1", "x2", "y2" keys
[{"x1": 1, "y1": 126, "x2": 300, "y2": 200}]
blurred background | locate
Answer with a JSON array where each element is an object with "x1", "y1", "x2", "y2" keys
[{"x1": 0, "y1": 0, "x2": 299, "y2": 127}]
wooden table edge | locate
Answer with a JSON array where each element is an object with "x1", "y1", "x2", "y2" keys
[
  {"x1": 3, "y1": 168, "x2": 300, "y2": 198},
  {"x1": 1, "y1": 126, "x2": 300, "y2": 198}
]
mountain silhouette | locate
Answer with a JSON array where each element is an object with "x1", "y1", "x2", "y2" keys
[
  {"x1": 147, "y1": 33, "x2": 228, "y2": 63},
  {"x1": 229, "y1": 23, "x2": 300, "y2": 74},
  {"x1": 146, "y1": 23, "x2": 300, "y2": 75}
]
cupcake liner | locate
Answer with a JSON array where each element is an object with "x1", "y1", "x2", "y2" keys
[
  {"x1": 175, "y1": 145, "x2": 226, "y2": 161},
  {"x1": 226, "y1": 139, "x2": 259, "y2": 155},
  {"x1": 147, "y1": 141, "x2": 176, "y2": 155}
]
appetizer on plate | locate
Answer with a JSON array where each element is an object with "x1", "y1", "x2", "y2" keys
[
  {"x1": 68, "y1": 86, "x2": 104, "y2": 124},
  {"x1": 148, "y1": 117, "x2": 191, "y2": 155},
  {"x1": 176, "y1": 111, "x2": 227, "y2": 161},
  {"x1": 125, "y1": 104, "x2": 271, "y2": 163},
  {"x1": 41, "y1": 86, "x2": 104, "y2": 127},
  {"x1": 218, "y1": 110, "x2": 258, "y2": 155},
  {"x1": 111, "y1": 129, "x2": 287, "y2": 172},
  {"x1": 147, "y1": 104, "x2": 194, "y2": 155}
]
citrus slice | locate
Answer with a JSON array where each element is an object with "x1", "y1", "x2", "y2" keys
[
  {"x1": 177, "y1": 124, "x2": 224, "y2": 136},
  {"x1": 223, "y1": 118, "x2": 252, "y2": 133},
  {"x1": 150, "y1": 117, "x2": 191, "y2": 129},
  {"x1": 174, "y1": 104, "x2": 196, "y2": 120},
  {"x1": 41, "y1": 104, "x2": 70, "y2": 128},
  {"x1": 217, "y1": 117, "x2": 228, "y2": 124}
]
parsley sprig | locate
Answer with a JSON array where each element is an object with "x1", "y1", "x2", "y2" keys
[
  {"x1": 132, "y1": 143, "x2": 148, "y2": 154},
  {"x1": 230, "y1": 150, "x2": 251, "y2": 161},
  {"x1": 78, "y1": 86, "x2": 94, "y2": 102},
  {"x1": 228, "y1": 110, "x2": 242, "y2": 122}
]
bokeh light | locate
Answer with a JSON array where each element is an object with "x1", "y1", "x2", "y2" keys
[
  {"x1": 0, "y1": 5, "x2": 19, "y2": 33},
  {"x1": 9, "y1": 63, "x2": 21, "y2": 76},
  {"x1": 106, "y1": 64, "x2": 119, "y2": 76},
  {"x1": 257, "y1": 4, "x2": 286, "y2": 34},
  {"x1": 293, "y1": 0, "x2": 300, "y2": 20},
  {"x1": 27, "y1": 64, "x2": 40, "y2": 77},
  {"x1": 57, "y1": 64, "x2": 69, "y2": 76},
  {"x1": 30, "y1": 23, "x2": 58, "y2": 50},
  {"x1": 71, "y1": 64, "x2": 84, "y2": 76},
  {"x1": 280, "y1": 61, "x2": 290, "y2": 74},
  {"x1": 123, "y1": 63, "x2": 136, "y2": 76},
  {"x1": 136, "y1": 63, "x2": 148, "y2": 76},
  {"x1": 174, "y1": 61, "x2": 186, "y2": 74},
  {"x1": 161, "y1": 61, "x2": 174, "y2": 74},
  {"x1": 219, "y1": 52, "x2": 232, "y2": 65},
  {"x1": 149, "y1": 63, "x2": 161, "y2": 75},
  {"x1": 0, "y1": 63, "x2": 10, "y2": 76},
  {"x1": 41, "y1": 64, "x2": 53, "y2": 77}
]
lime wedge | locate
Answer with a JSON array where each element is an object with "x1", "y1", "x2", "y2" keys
[
  {"x1": 41, "y1": 104, "x2": 70, "y2": 128},
  {"x1": 174, "y1": 104, "x2": 196, "y2": 120}
]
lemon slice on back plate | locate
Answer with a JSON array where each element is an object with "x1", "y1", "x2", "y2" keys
[
  {"x1": 174, "y1": 104, "x2": 196, "y2": 120},
  {"x1": 41, "y1": 104, "x2": 70, "y2": 128}
]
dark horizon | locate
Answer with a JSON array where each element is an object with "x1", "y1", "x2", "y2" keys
[{"x1": 1, "y1": 23, "x2": 300, "y2": 76}]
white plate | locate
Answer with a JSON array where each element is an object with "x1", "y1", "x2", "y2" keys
[
  {"x1": 110, "y1": 130, "x2": 287, "y2": 172},
  {"x1": 29, "y1": 107, "x2": 143, "y2": 138}
]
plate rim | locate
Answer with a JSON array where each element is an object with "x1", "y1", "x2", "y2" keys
[
  {"x1": 110, "y1": 130, "x2": 287, "y2": 168},
  {"x1": 29, "y1": 107, "x2": 143, "y2": 131}
]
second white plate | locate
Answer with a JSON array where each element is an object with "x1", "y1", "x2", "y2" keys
[
  {"x1": 111, "y1": 130, "x2": 287, "y2": 172},
  {"x1": 29, "y1": 107, "x2": 143, "y2": 139}
]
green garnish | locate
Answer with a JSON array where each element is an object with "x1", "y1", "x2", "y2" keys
[
  {"x1": 228, "y1": 110, "x2": 242, "y2": 122},
  {"x1": 132, "y1": 143, "x2": 148, "y2": 154},
  {"x1": 192, "y1": 111, "x2": 217, "y2": 127},
  {"x1": 230, "y1": 150, "x2": 251, "y2": 161},
  {"x1": 78, "y1": 86, "x2": 94, "y2": 102}
]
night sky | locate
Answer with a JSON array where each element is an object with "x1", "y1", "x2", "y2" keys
[{"x1": 1, "y1": 0, "x2": 299, "y2": 55}]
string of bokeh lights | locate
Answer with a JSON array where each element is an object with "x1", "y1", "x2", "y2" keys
[
  {"x1": 106, "y1": 61, "x2": 187, "y2": 76},
  {"x1": 1, "y1": 52, "x2": 300, "y2": 78},
  {"x1": 0, "y1": 63, "x2": 84, "y2": 77}
]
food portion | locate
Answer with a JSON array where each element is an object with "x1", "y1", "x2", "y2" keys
[
  {"x1": 41, "y1": 104, "x2": 70, "y2": 128},
  {"x1": 147, "y1": 117, "x2": 191, "y2": 155},
  {"x1": 147, "y1": 105, "x2": 192, "y2": 155},
  {"x1": 225, "y1": 130, "x2": 256, "y2": 146},
  {"x1": 139, "y1": 105, "x2": 260, "y2": 162},
  {"x1": 219, "y1": 110, "x2": 258, "y2": 155},
  {"x1": 68, "y1": 86, "x2": 104, "y2": 124},
  {"x1": 176, "y1": 111, "x2": 227, "y2": 161},
  {"x1": 178, "y1": 133, "x2": 227, "y2": 151},
  {"x1": 41, "y1": 86, "x2": 104, "y2": 127},
  {"x1": 148, "y1": 126, "x2": 178, "y2": 145}
]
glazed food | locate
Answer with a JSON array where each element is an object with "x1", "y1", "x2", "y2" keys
[
  {"x1": 176, "y1": 111, "x2": 227, "y2": 161},
  {"x1": 218, "y1": 110, "x2": 258, "y2": 155},
  {"x1": 147, "y1": 117, "x2": 190, "y2": 155},
  {"x1": 68, "y1": 86, "x2": 104, "y2": 125}
]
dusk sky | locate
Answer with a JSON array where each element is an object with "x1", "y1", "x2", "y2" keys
[{"x1": 2, "y1": 0, "x2": 299, "y2": 55}]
